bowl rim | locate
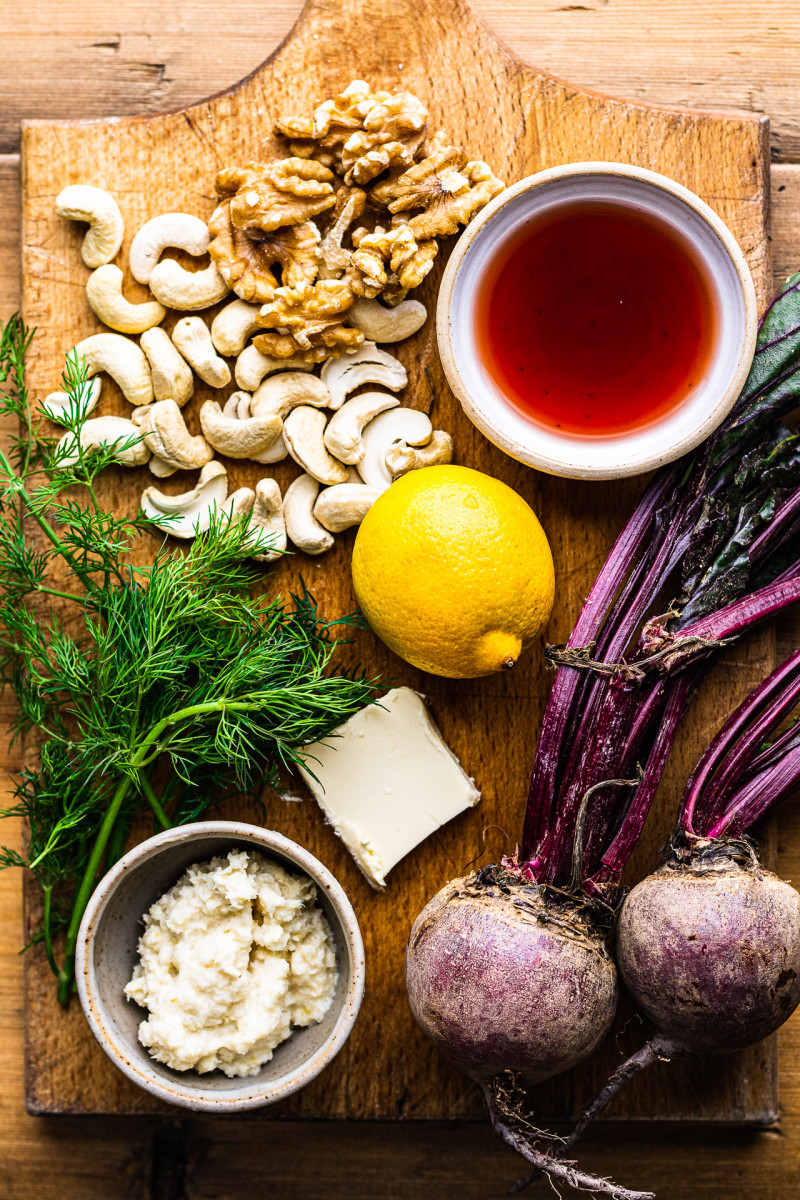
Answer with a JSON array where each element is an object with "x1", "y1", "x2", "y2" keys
[
  {"x1": 75, "y1": 820, "x2": 366, "y2": 1112},
  {"x1": 436, "y1": 160, "x2": 759, "y2": 480}
]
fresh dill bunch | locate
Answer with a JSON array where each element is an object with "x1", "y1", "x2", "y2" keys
[{"x1": 0, "y1": 315, "x2": 377, "y2": 1004}]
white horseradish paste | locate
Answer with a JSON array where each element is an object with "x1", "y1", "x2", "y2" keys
[{"x1": 124, "y1": 849, "x2": 338, "y2": 1077}]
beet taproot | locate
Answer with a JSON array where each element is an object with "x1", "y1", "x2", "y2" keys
[
  {"x1": 618, "y1": 842, "x2": 800, "y2": 1055},
  {"x1": 406, "y1": 869, "x2": 618, "y2": 1085}
]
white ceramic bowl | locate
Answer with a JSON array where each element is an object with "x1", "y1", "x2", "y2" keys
[
  {"x1": 75, "y1": 821, "x2": 365, "y2": 1111},
  {"x1": 437, "y1": 162, "x2": 758, "y2": 480}
]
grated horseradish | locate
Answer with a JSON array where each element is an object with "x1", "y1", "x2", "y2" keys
[{"x1": 124, "y1": 848, "x2": 337, "y2": 1077}]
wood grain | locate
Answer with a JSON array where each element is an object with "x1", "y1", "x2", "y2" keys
[
  {"x1": 4, "y1": 1, "x2": 800, "y2": 162},
  {"x1": 11, "y1": 0, "x2": 783, "y2": 1129},
  {"x1": 0, "y1": 157, "x2": 21, "y2": 316}
]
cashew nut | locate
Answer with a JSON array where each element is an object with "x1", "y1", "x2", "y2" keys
[
  {"x1": 171, "y1": 317, "x2": 231, "y2": 388},
  {"x1": 320, "y1": 342, "x2": 407, "y2": 409},
  {"x1": 136, "y1": 399, "x2": 213, "y2": 476},
  {"x1": 133, "y1": 404, "x2": 191, "y2": 478},
  {"x1": 56, "y1": 416, "x2": 150, "y2": 469},
  {"x1": 55, "y1": 184, "x2": 124, "y2": 269},
  {"x1": 283, "y1": 474, "x2": 334, "y2": 556},
  {"x1": 148, "y1": 260, "x2": 229, "y2": 311},
  {"x1": 314, "y1": 483, "x2": 381, "y2": 532},
  {"x1": 263, "y1": 438, "x2": 290, "y2": 464},
  {"x1": 255, "y1": 434, "x2": 288, "y2": 464},
  {"x1": 222, "y1": 393, "x2": 289, "y2": 463},
  {"x1": 199, "y1": 397, "x2": 282, "y2": 460},
  {"x1": 251, "y1": 372, "x2": 331, "y2": 420},
  {"x1": 386, "y1": 430, "x2": 454, "y2": 477},
  {"x1": 223, "y1": 392, "x2": 251, "y2": 422},
  {"x1": 85, "y1": 264, "x2": 165, "y2": 335},
  {"x1": 227, "y1": 487, "x2": 257, "y2": 523},
  {"x1": 140, "y1": 327, "x2": 194, "y2": 407},
  {"x1": 235, "y1": 343, "x2": 314, "y2": 392},
  {"x1": 72, "y1": 333, "x2": 154, "y2": 408},
  {"x1": 141, "y1": 461, "x2": 229, "y2": 539},
  {"x1": 347, "y1": 296, "x2": 427, "y2": 343},
  {"x1": 129, "y1": 213, "x2": 210, "y2": 284},
  {"x1": 42, "y1": 377, "x2": 102, "y2": 423},
  {"x1": 283, "y1": 407, "x2": 349, "y2": 486},
  {"x1": 248, "y1": 478, "x2": 288, "y2": 563},
  {"x1": 211, "y1": 300, "x2": 263, "y2": 357},
  {"x1": 357, "y1": 408, "x2": 433, "y2": 491},
  {"x1": 323, "y1": 391, "x2": 400, "y2": 465},
  {"x1": 147, "y1": 455, "x2": 176, "y2": 478}
]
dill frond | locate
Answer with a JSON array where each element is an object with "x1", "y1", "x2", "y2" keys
[{"x1": 0, "y1": 316, "x2": 378, "y2": 1003}]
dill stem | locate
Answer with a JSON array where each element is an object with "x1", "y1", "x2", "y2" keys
[
  {"x1": 57, "y1": 773, "x2": 133, "y2": 1006},
  {"x1": 134, "y1": 695, "x2": 279, "y2": 767},
  {"x1": 0, "y1": 449, "x2": 94, "y2": 591},
  {"x1": 106, "y1": 814, "x2": 130, "y2": 867},
  {"x1": 37, "y1": 585, "x2": 80, "y2": 604},
  {"x1": 138, "y1": 769, "x2": 171, "y2": 831},
  {"x1": 57, "y1": 694, "x2": 277, "y2": 1002},
  {"x1": 42, "y1": 885, "x2": 57, "y2": 977},
  {"x1": 55, "y1": 700, "x2": 238, "y2": 1002}
]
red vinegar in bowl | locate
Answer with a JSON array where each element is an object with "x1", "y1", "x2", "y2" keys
[
  {"x1": 438, "y1": 163, "x2": 757, "y2": 480},
  {"x1": 474, "y1": 200, "x2": 717, "y2": 437}
]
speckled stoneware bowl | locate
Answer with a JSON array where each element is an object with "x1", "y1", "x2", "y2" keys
[
  {"x1": 437, "y1": 161, "x2": 758, "y2": 480},
  {"x1": 75, "y1": 821, "x2": 365, "y2": 1112}
]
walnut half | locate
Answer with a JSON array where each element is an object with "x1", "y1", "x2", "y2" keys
[
  {"x1": 340, "y1": 92, "x2": 429, "y2": 185},
  {"x1": 254, "y1": 279, "x2": 364, "y2": 361},
  {"x1": 372, "y1": 149, "x2": 504, "y2": 239},
  {"x1": 208, "y1": 202, "x2": 320, "y2": 304},
  {"x1": 348, "y1": 226, "x2": 437, "y2": 298},
  {"x1": 215, "y1": 159, "x2": 337, "y2": 234},
  {"x1": 276, "y1": 82, "x2": 429, "y2": 187}
]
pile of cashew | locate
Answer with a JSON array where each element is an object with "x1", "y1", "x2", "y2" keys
[{"x1": 49, "y1": 183, "x2": 455, "y2": 560}]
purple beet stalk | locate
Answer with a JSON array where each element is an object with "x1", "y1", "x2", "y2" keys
[{"x1": 406, "y1": 272, "x2": 800, "y2": 1197}]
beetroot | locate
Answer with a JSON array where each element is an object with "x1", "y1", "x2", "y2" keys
[
  {"x1": 511, "y1": 654, "x2": 800, "y2": 1194},
  {"x1": 618, "y1": 841, "x2": 800, "y2": 1055},
  {"x1": 407, "y1": 870, "x2": 653, "y2": 1200},
  {"x1": 407, "y1": 870, "x2": 618, "y2": 1085}
]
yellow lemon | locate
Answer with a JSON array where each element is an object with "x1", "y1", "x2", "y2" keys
[{"x1": 352, "y1": 465, "x2": 555, "y2": 678}]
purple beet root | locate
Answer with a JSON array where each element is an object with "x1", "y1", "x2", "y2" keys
[
  {"x1": 405, "y1": 867, "x2": 619, "y2": 1085},
  {"x1": 511, "y1": 841, "x2": 800, "y2": 1195},
  {"x1": 407, "y1": 869, "x2": 656, "y2": 1200},
  {"x1": 617, "y1": 840, "x2": 800, "y2": 1054}
]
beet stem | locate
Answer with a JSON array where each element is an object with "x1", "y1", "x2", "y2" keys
[
  {"x1": 746, "y1": 711, "x2": 800, "y2": 776},
  {"x1": 680, "y1": 645, "x2": 800, "y2": 835},
  {"x1": 521, "y1": 270, "x2": 800, "y2": 892},
  {"x1": 707, "y1": 742, "x2": 800, "y2": 836},
  {"x1": 522, "y1": 470, "x2": 679, "y2": 859},
  {"x1": 748, "y1": 486, "x2": 800, "y2": 567},
  {"x1": 533, "y1": 510, "x2": 696, "y2": 880},
  {"x1": 568, "y1": 773, "x2": 643, "y2": 893},
  {"x1": 481, "y1": 1083, "x2": 655, "y2": 1200},
  {"x1": 586, "y1": 673, "x2": 696, "y2": 892}
]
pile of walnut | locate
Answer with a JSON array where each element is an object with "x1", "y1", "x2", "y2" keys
[{"x1": 49, "y1": 80, "x2": 504, "y2": 560}]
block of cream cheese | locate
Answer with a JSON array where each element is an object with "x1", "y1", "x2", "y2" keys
[{"x1": 297, "y1": 687, "x2": 480, "y2": 889}]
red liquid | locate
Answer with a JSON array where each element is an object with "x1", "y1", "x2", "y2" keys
[{"x1": 474, "y1": 200, "x2": 717, "y2": 436}]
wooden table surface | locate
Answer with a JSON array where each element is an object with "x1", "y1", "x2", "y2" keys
[{"x1": 3, "y1": 2, "x2": 800, "y2": 1196}]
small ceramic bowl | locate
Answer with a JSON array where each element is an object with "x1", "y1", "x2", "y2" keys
[
  {"x1": 75, "y1": 821, "x2": 365, "y2": 1112},
  {"x1": 437, "y1": 161, "x2": 758, "y2": 480}
]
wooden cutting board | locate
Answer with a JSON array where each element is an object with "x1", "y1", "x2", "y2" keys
[{"x1": 20, "y1": 0, "x2": 778, "y2": 1121}]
